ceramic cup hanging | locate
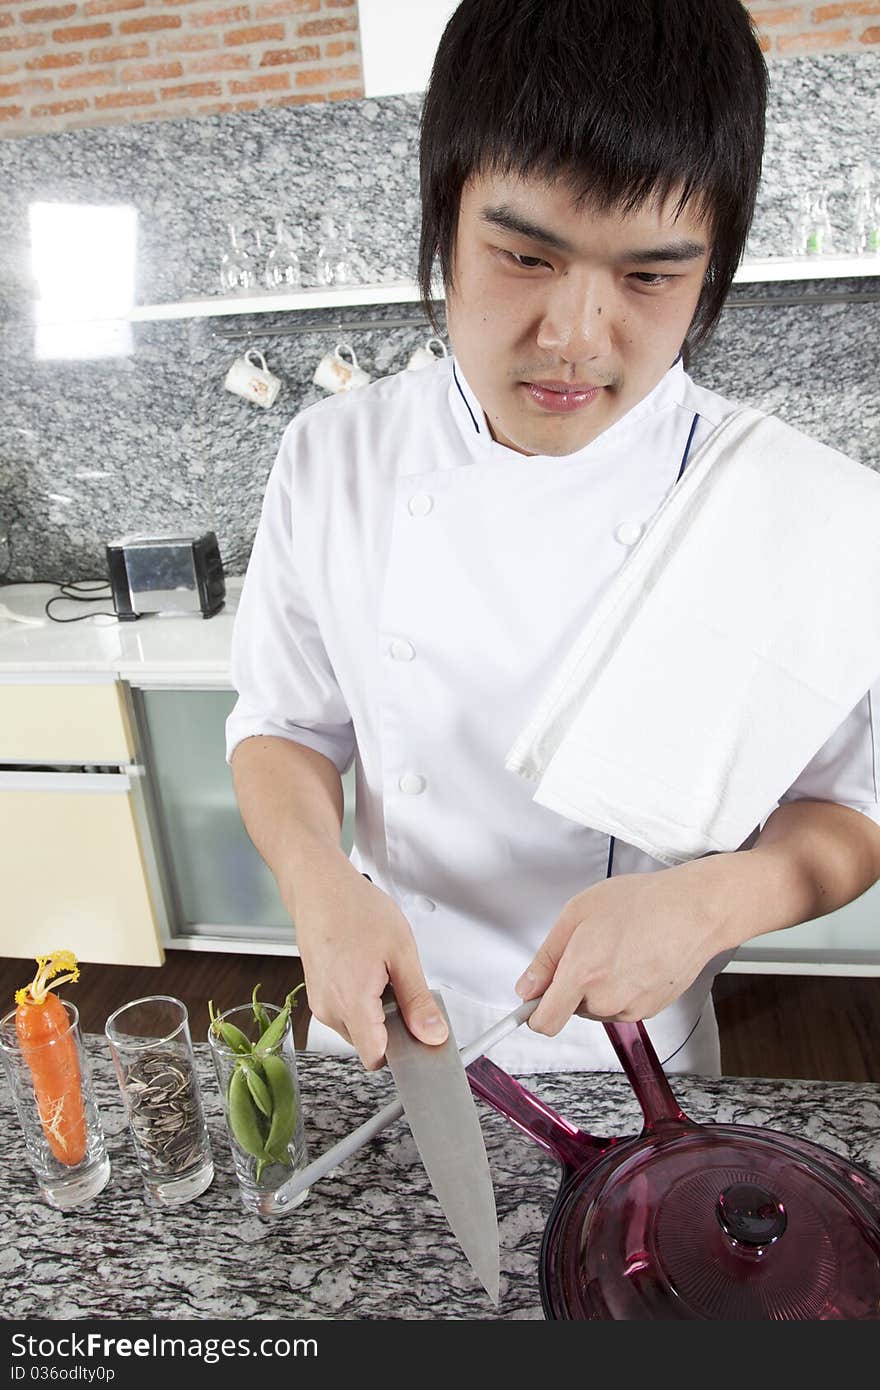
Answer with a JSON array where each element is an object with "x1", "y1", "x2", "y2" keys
[
  {"x1": 406, "y1": 335, "x2": 448, "y2": 371},
  {"x1": 313, "y1": 342, "x2": 371, "y2": 394},
  {"x1": 223, "y1": 348, "x2": 282, "y2": 409}
]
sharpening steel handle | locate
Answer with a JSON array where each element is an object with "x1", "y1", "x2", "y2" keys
[{"x1": 266, "y1": 994, "x2": 542, "y2": 1214}]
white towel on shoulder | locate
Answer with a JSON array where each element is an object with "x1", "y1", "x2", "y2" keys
[{"x1": 505, "y1": 405, "x2": 880, "y2": 865}]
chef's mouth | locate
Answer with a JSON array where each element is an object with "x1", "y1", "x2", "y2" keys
[{"x1": 520, "y1": 380, "x2": 608, "y2": 414}]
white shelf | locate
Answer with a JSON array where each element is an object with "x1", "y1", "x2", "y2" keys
[
  {"x1": 122, "y1": 256, "x2": 880, "y2": 324},
  {"x1": 27, "y1": 257, "x2": 880, "y2": 329},
  {"x1": 128, "y1": 280, "x2": 426, "y2": 322},
  {"x1": 735, "y1": 254, "x2": 880, "y2": 283}
]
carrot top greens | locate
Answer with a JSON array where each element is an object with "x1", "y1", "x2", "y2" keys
[{"x1": 15, "y1": 950, "x2": 80, "y2": 1008}]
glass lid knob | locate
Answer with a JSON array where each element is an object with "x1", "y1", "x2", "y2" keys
[{"x1": 716, "y1": 1182, "x2": 787, "y2": 1248}]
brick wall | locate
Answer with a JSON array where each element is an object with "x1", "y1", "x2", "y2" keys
[
  {"x1": 0, "y1": 0, "x2": 363, "y2": 136},
  {"x1": 1, "y1": 1, "x2": 877, "y2": 141},
  {"x1": 748, "y1": 0, "x2": 880, "y2": 53}
]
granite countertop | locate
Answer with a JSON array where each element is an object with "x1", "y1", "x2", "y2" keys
[{"x1": 2, "y1": 1042, "x2": 879, "y2": 1321}]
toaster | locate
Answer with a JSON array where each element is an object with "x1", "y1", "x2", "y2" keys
[{"x1": 106, "y1": 531, "x2": 226, "y2": 621}]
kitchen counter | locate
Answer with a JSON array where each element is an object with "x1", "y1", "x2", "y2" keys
[
  {"x1": 2, "y1": 1042, "x2": 879, "y2": 1321},
  {"x1": 0, "y1": 579, "x2": 244, "y2": 685}
]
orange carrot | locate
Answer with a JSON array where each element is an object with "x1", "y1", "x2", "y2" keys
[{"x1": 15, "y1": 951, "x2": 87, "y2": 1166}]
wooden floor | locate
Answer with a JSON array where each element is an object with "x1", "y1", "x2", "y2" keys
[{"x1": 1, "y1": 952, "x2": 878, "y2": 1082}]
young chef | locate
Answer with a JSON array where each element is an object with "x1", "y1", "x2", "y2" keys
[{"x1": 226, "y1": 0, "x2": 880, "y2": 1074}]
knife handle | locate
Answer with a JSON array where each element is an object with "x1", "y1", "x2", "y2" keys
[{"x1": 263, "y1": 994, "x2": 542, "y2": 1215}]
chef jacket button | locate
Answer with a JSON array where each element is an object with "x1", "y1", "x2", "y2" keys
[
  {"x1": 390, "y1": 638, "x2": 416, "y2": 661},
  {"x1": 413, "y1": 895, "x2": 435, "y2": 912},
  {"x1": 408, "y1": 493, "x2": 434, "y2": 516},
  {"x1": 399, "y1": 772, "x2": 426, "y2": 795},
  {"x1": 614, "y1": 520, "x2": 644, "y2": 546}
]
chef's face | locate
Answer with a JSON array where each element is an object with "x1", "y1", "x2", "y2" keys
[{"x1": 445, "y1": 170, "x2": 713, "y2": 456}]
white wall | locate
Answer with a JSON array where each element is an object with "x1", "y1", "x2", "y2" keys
[{"x1": 358, "y1": 0, "x2": 460, "y2": 97}]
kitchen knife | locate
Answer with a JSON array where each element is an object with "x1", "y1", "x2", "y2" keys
[
  {"x1": 382, "y1": 983, "x2": 500, "y2": 1303},
  {"x1": 265, "y1": 994, "x2": 540, "y2": 1217}
]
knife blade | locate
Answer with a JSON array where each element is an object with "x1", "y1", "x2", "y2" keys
[
  {"x1": 382, "y1": 983, "x2": 500, "y2": 1304},
  {"x1": 264, "y1": 994, "x2": 540, "y2": 1215}
]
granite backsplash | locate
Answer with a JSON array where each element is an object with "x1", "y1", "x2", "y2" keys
[{"x1": 0, "y1": 55, "x2": 878, "y2": 583}]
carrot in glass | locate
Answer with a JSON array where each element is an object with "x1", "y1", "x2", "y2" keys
[{"x1": 14, "y1": 951, "x2": 87, "y2": 1166}]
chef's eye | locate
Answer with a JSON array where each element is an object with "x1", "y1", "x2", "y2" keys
[
  {"x1": 630, "y1": 271, "x2": 672, "y2": 287},
  {"x1": 504, "y1": 250, "x2": 551, "y2": 270}
]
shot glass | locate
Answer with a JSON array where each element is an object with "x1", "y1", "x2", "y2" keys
[
  {"x1": 208, "y1": 1001, "x2": 310, "y2": 1217},
  {"x1": 105, "y1": 995, "x2": 214, "y2": 1207},
  {"x1": 0, "y1": 1000, "x2": 111, "y2": 1209}
]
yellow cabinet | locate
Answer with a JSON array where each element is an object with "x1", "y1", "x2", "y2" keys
[
  {"x1": 0, "y1": 681, "x2": 166, "y2": 967},
  {"x1": 0, "y1": 682, "x2": 135, "y2": 764}
]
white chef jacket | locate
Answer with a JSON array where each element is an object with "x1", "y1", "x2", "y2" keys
[{"x1": 226, "y1": 355, "x2": 880, "y2": 1074}]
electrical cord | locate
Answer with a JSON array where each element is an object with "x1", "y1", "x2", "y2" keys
[
  {"x1": 41, "y1": 578, "x2": 118, "y2": 623},
  {"x1": 221, "y1": 547, "x2": 251, "y2": 573},
  {"x1": 0, "y1": 513, "x2": 118, "y2": 619}
]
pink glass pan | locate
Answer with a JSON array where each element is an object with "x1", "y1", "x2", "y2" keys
[{"x1": 467, "y1": 1021, "x2": 880, "y2": 1319}]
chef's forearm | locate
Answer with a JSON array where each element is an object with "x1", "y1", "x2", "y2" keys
[
  {"x1": 230, "y1": 734, "x2": 354, "y2": 914},
  {"x1": 715, "y1": 799, "x2": 880, "y2": 950}
]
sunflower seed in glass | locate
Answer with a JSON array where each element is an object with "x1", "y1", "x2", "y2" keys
[{"x1": 105, "y1": 996, "x2": 214, "y2": 1207}]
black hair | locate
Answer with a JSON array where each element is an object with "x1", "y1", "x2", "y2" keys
[{"x1": 418, "y1": 0, "x2": 768, "y2": 353}]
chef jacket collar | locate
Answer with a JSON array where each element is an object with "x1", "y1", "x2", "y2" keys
[{"x1": 449, "y1": 353, "x2": 688, "y2": 464}]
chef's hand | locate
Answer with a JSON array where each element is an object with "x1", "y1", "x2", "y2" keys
[
  {"x1": 514, "y1": 857, "x2": 733, "y2": 1032},
  {"x1": 291, "y1": 866, "x2": 448, "y2": 1070}
]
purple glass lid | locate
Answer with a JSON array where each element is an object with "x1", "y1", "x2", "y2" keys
[
  {"x1": 546, "y1": 1122, "x2": 880, "y2": 1320},
  {"x1": 468, "y1": 1020, "x2": 880, "y2": 1320}
]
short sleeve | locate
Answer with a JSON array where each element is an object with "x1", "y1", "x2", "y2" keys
[
  {"x1": 776, "y1": 681, "x2": 880, "y2": 830},
  {"x1": 225, "y1": 423, "x2": 356, "y2": 774}
]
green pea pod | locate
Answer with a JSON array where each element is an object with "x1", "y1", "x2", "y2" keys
[
  {"x1": 240, "y1": 1058, "x2": 273, "y2": 1118},
  {"x1": 219, "y1": 1022, "x2": 253, "y2": 1054},
  {"x1": 251, "y1": 983, "x2": 272, "y2": 1037},
  {"x1": 252, "y1": 983, "x2": 307, "y2": 1056},
  {"x1": 284, "y1": 983, "x2": 307, "y2": 1012},
  {"x1": 261, "y1": 1053, "x2": 298, "y2": 1165},
  {"x1": 226, "y1": 1065, "x2": 267, "y2": 1159},
  {"x1": 209, "y1": 1000, "x2": 252, "y2": 1055},
  {"x1": 252, "y1": 1005, "x2": 291, "y2": 1056}
]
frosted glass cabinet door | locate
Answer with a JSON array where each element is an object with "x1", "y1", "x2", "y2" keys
[{"x1": 135, "y1": 689, "x2": 355, "y2": 941}]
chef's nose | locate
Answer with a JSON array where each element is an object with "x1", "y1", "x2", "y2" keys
[{"x1": 535, "y1": 272, "x2": 613, "y2": 361}]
